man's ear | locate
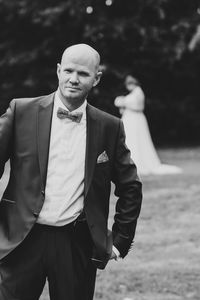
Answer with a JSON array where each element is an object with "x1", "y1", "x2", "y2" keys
[
  {"x1": 57, "y1": 63, "x2": 61, "y2": 79},
  {"x1": 93, "y1": 71, "x2": 102, "y2": 87}
]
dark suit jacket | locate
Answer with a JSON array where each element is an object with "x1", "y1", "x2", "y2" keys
[{"x1": 0, "y1": 92, "x2": 142, "y2": 267}]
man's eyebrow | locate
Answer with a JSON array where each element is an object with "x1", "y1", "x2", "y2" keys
[
  {"x1": 63, "y1": 66, "x2": 73, "y2": 70},
  {"x1": 62, "y1": 67, "x2": 90, "y2": 74}
]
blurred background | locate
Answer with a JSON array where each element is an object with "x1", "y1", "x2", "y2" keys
[
  {"x1": 0, "y1": 1, "x2": 200, "y2": 300},
  {"x1": 0, "y1": 0, "x2": 200, "y2": 146}
]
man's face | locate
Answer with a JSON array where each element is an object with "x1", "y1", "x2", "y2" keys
[{"x1": 57, "y1": 50, "x2": 101, "y2": 107}]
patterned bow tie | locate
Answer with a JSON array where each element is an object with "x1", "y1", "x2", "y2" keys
[{"x1": 57, "y1": 107, "x2": 83, "y2": 123}]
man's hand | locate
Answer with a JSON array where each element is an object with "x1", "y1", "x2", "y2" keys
[
  {"x1": 110, "y1": 250, "x2": 117, "y2": 260},
  {"x1": 110, "y1": 245, "x2": 121, "y2": 260}
]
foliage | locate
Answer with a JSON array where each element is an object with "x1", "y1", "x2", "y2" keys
[{"x1": 0, "y1": 0, "x2": 199, "y2": 144}]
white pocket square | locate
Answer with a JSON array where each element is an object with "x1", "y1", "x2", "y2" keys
[{"x1": 97, "y1": 151, "x2": 109, "y2": 164}]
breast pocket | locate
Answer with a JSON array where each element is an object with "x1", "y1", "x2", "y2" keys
[
  {"x1": 95, "y1": 162, "x2": 111, "y2": 187},
  {"x1": 96, "y1": 161, "x2": 109, "y2": 169}
]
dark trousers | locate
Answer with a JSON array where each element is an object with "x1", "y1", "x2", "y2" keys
[{"x1": 0, "y1": 220, "x2": 97, "y2": 300}]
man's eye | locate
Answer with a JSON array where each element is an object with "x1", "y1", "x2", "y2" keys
[
  {"x1": 79, "y1": 72, "x2": 89, "y2": 76},
  {"x1": 65, "y1": 69, "x2": 72, "y2": 73}
]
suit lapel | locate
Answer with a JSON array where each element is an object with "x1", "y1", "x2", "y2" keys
[
  {"x1": 37, "y1": 93, "x2": 55, "y2": 189},
  {"x1": 84, "y1": 104, "x2": 100, "y2": 198},
  {"x1": 38, "y1": 98, "x2": 99, "y2": 196}
]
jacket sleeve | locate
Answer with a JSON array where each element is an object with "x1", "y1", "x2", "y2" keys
[
  {"x1": 0, "y1": 100, "x2": 15, "y2": 179},
  {"x1": 111, "y1": 120, "x2": 142, "y2": 258}
]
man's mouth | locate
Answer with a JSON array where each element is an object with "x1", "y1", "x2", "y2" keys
[{"x1": 66, "y1": 87, "x2": 81, "y2": 91}]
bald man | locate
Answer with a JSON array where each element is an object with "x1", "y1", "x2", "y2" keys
[{"x1": 0, "y1": 44, "x2": 142, "y2": 300}]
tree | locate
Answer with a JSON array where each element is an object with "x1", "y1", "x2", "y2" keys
[{"x1": 0, "y1": 0, "x2": 199, "y2": 144}]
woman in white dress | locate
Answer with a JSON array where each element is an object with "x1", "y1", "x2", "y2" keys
[{"x1": 114, "y1": 75, "x2": 182, "y2": 175}]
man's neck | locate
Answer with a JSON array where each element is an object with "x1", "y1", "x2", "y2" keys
[{"x1": 58, "y1": 90, "x2": 85, "y2": 112}]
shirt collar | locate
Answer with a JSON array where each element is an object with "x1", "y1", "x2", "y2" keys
[{"x1": 54, "y1": 90, "x2": 87, "y2": 117}]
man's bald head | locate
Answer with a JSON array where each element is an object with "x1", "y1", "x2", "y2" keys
[
  {"x1": 61, "y1": 44, "x2": 101, "y2": 72},
  {"x1": 57, "y1": 43, "x2": 102, "y2": 110}
]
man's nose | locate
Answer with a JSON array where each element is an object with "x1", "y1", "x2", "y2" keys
[{"x1": 69, "y1": 73, "x2": 79, "y2": 84}]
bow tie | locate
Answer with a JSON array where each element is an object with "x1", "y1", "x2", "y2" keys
[{"x1": 57, "y1": 107, "x2": 83, "y2": 123}]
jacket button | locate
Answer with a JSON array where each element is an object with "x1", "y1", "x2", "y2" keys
[
  {"x1": 33, "y1": 212, "x2": 39, "y2": 217},
  {"x1": 41, "y1": 190, "x2": 45, "y2": 196}
]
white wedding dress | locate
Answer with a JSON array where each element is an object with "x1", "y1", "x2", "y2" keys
[{"x1": 117, "y1": 86, "x2": 182, "y2": 175}]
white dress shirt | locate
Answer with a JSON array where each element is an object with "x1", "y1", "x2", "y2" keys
[
  {"x1": 37, "y1": 91, "x2": 120, "y2": 259},
  {"x1": 37, "y1": 91, "x2": 86, "y2": 226}
]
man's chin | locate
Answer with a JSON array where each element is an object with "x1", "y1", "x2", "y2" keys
[
  {"x1": 62, "y1": 92, "x2": 86, "y2": 103},
  {"x1": 64, "y1": 91, "x2": 80, "y2": 99},
  {"x1": 59, "y1": 88, "x2": 86, "y2": 103}
]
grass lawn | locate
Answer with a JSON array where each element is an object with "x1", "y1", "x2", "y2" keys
[{"x1": 1, "y1": 148, "x2": 200, "y2": 300}]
